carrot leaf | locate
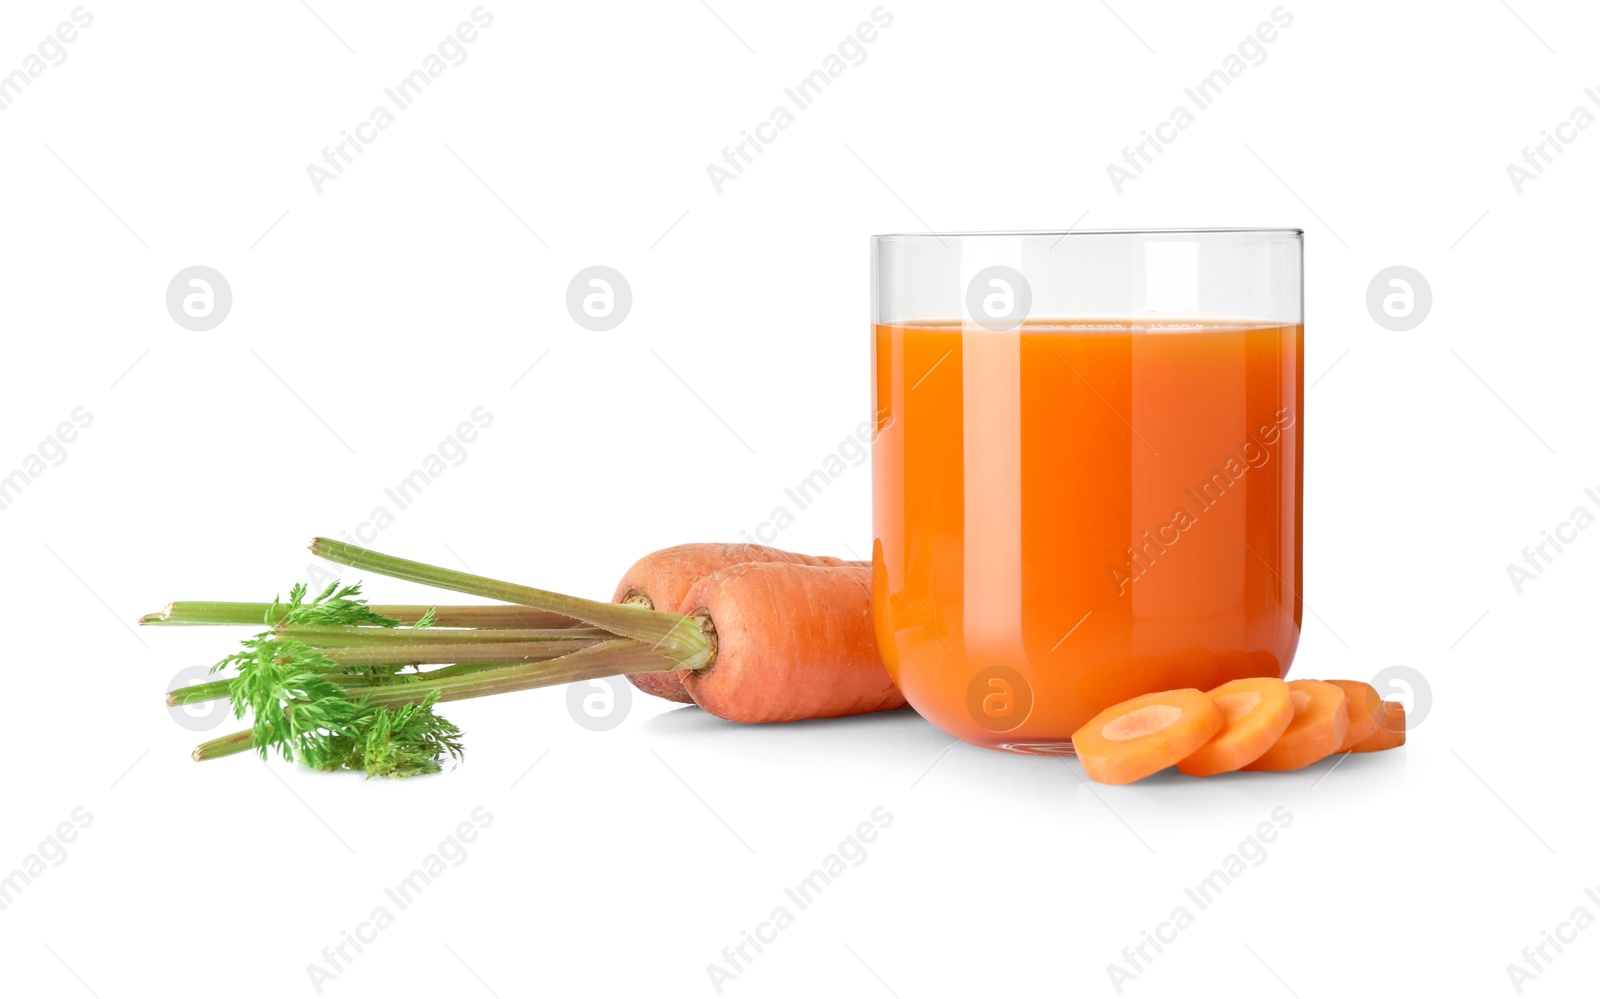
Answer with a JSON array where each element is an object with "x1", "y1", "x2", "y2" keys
[{"x1": 201, "y1": 580, "x2": 465, "y2": 777}]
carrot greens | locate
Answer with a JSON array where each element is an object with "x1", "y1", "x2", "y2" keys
[{"x1": 148, "y1": 541, "x2": 704, "y2": 778}]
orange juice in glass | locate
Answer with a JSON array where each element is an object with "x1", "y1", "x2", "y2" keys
[{"x1": 871, "y1": 229, "x2": 1303, "y2": 752}]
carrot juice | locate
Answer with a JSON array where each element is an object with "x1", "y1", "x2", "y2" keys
[{"x1": 871, "y1": 319, "x2": 1303, "y2": 752}]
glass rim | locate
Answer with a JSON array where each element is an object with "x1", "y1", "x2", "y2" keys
[{"x1": 872, "y1": 227, "x2": 1304, "y2": 240}]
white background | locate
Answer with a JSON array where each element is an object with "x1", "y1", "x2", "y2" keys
[{"x1": 1, "y1": 1, "x2": 1596, "y2": 996}]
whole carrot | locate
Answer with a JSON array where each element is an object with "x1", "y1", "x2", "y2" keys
[
  {"x1": 156, "y1": 540, "x2": 903, "y2": 776},
  {"x1": 611, "y1": 543, "x2": 864, "y2": 704},
  {"x1": 676, "y1": 561, "x2": 904, "y2": 722}
]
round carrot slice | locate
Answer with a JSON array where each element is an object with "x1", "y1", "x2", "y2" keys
[
  {"x1": 1327, "y1": 680, "x2": 1382, "y2": 752},
  {"x1": 1348, "y1": 701, "x2": 1406, "y2": 752},
  {"x1": 1242, "y1": 679, "x2": 1349, "y2": 771},
  {"x1": 1176, "y1": 677, "x2": 1293, "y2": 777},
  {"x1": 1071, "y1": 689, "x2": 1224, "y2": 785}
]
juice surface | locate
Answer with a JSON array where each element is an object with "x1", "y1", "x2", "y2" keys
[{"x1": 871, "y1": 319, "x2": 1303, "y2": 752}]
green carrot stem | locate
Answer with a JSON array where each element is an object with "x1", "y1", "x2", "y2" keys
[
  {"x1": 169, "y1": 658, "x2": 563, "y2": 707},
  {"x1": 309, "y1": 538, "x2": 712, "y2": 669},
  {"x1": 187, "y1": 641, "x2": 677, "y2": 761},
  {"x1": 319, "y1": 639, "x2": 604, "y2": 668},
  {"x1": 361, "y1": 639, "x2": 677, "y2": 705},
  {"x1": 277, "y1": 624, "x2": 611, "y2": 646},
  {"x1": 377, "y1": 661, "x2": 531, "y2": 682},
  {"x1": 192, "y1": 728, "x2": 255, "y2": 762},
  {"x1": 141, "y1": 602, "x2": 274, "y2": 626},
  {"x1": 170, "y1": 677, "x2": 239, "y2": 706},
  {"x1": 143, "y1": 602, "x2": 581, "y2": 630}
]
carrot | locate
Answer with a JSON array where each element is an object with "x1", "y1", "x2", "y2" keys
[
  {"x1": 674, "y1": 561, "x2": 905, "y2": 722},
  {"x1": 1071, "y1": 689, "x2": 1224, "y2": 785},
  {"x1": 1176, "y1": 677, "x2": 1293, "y2": 777},
  {"x1": 1347, "y1": 700, "x2": 1406, "y2": 752},
  {"x1": 611, "y1": 544, "x2": 864, "y2": 704},
  {"x1": 169, "y1": 540, "x2": 907, "y2": 773},
  {"x1": 1326, "y1": 680, "x2": 1382, "y2": 752},
  {"x1": 1241, "y1": 679, "x2": 1349, "y2": 771}
]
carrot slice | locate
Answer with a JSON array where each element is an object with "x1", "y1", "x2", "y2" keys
[
  {"x1": 1176, "y1": 678, "x2": 1294, "y2": 776},
  {"x1": 1326, "y1": 680, "x2": 1382, "y2": 752},
  {"x1": 1071, "y1": 689, "x2": 1224, "y2": 785},
  {"x1": 1348, "y1": 700, "x2": 1406, "y2": 752},
  {"x1": 1241, "y1": 679, "x2": 1350, "y2": 771}
]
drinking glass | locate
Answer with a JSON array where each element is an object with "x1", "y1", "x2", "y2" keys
[{"x1": 871, "y1": 229, "x2": 1303, "y2": 752}]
